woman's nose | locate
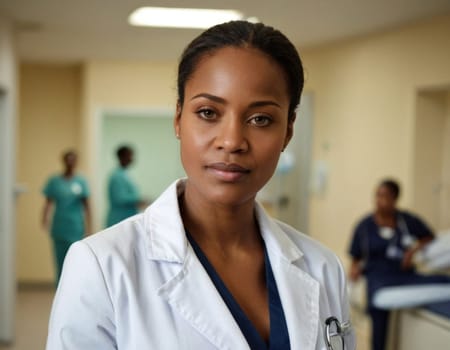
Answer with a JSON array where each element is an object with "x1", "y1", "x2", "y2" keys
[{"x1": 214, "y1": 117, "x2": 249, "y2": 153}]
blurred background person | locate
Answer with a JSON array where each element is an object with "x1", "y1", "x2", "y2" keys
[
  {"x1": 106, "y1": 145, "x2": 147, "y2": 227},
  {"x1": 42, "y1": 150, "x2": 91, "y2": 284},
  {"x1": 348, "y1": 178, "x2": 450, "y2": 350}
]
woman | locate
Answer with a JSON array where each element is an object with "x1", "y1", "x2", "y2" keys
[
  {"x1": 47, "y1": 21, "x2": 355, "y2": 350},
  {"x1": 349, "y1": 179, "x2": 449, "y2": 350},
  {"x1": 106, "y1": 145, "x2": 147, "y2": 227},
  {"x1": 42, "y1": 150, "x2": 91, "y2": 284}
]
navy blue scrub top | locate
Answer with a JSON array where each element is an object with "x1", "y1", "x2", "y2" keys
[
  {"x1": 187, "y1": 232, "x2": 290, "y2": 350},
  {"x1": 349, "y1": 211, "x2": 433, "y2": 277},
  {"x1": 348, "y1": 210, "x2": 446, "y2": 307}
]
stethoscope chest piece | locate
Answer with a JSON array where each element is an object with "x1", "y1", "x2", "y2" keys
[{"x1": 324, "y1": 316, "x2": 351, "y2": 350}]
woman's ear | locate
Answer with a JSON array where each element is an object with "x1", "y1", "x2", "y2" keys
[
  {"x1": 174, "y1": 102, "x2": 182, "y2": 139},
  {"x1": 283, "y1": 114, "x2": 296, "y2": 150}
]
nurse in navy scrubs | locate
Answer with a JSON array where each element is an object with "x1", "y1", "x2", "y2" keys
[{"x1": 349, "y1": 179, "x2": 449, "y2": 350}]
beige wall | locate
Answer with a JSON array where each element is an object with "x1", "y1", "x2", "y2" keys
[
  {"x1": 301, "y1": 13, "x2": 450, "y2": 263},
  {"x1": 441, "y1": 93, "x2": 450, "y2": 230},
  {"x1": 16, "y1": 64, "x2": 81, "y2": 282}
]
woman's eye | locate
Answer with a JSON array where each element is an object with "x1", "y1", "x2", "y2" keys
[
  {"x1": 249, "y1": 115, "x2": 272, "y2": 127},
  {"x1": 197, "y1": 108, "x2": 217, "y2": 120}
]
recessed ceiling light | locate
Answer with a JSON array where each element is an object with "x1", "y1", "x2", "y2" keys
[{"x1": 128, "y1": 7, "x2": 245, "y2": 29}]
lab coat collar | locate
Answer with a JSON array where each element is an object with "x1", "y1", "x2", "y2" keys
[
  {"x1": 144, "y1": 179, "x2": 320, "y2": 349},
  {"x1": 144, "y1": 179, "x2": 305, "y2": 264},
  {"x1": 143, "y1": 179, "x2": 188, "y2": 263},
  {"x1": 254, "y1": 201, "x2": 304, "y2": 263}
]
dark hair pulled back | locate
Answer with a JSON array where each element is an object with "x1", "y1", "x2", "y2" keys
[
  {"x1": 379, "y1": 179, "x2": 401, "y2": 199},
  {"x1": 177, "y1": 20, "x2": 304, "y2": 120},
  {"x1": 116, "y1": 145, "x2": 133, "y2": 159}
]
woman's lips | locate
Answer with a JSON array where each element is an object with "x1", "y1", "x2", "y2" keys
[{"x1": 206, "y1": 162, "x2": 251, "y2": 182}]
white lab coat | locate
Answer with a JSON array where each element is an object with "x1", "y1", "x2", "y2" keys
[{"x1": 46, "y1": 179, "x2": 355, "y2": 350}]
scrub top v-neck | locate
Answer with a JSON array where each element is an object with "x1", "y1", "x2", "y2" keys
[{"x1": 186, "y1": 232, "x2": 291, "y2": 350}]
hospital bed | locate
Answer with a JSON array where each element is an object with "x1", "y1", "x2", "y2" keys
[
  {"x1": 387, "y1": 301, "x2": 450, "y2": 350},
  {"x1": 350, "y1": 229, "x2": 450, "y2": 349},
  {"x1": 384, "y1": 229, "x2": 450, "y2": 350}
]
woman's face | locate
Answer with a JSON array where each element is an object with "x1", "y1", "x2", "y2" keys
[
  {"x1": 175, "y1": 46, "x2": 294, "y2": 206},
  {"x1": 63, "y1": 153, "x2": 77, "y2": 170},
  {"x1": 375, "y1": 185, "x2": 397, "y2": 213}
]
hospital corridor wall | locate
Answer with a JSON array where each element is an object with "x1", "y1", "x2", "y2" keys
[{"x1": 15, "y1": 64, "x2": 82, "y2": 283}]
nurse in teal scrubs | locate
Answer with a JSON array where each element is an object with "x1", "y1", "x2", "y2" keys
[
  {"x1": 106, "y1": 146, "x2": 146, "y2": 227},
  {"x1": 42, "y1": 150, "x2": 91, "y2": 284}
]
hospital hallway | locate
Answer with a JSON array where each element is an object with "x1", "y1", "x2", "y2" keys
[
  {"x1": 0, "y1": 287, "x2": 53, "y2": 350},
  {"x1": 0, "y1": 286, "x2": 371, "y2": 350}
]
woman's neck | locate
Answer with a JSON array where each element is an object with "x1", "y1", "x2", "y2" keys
[
  {"x1": 180, "y1": 183, "x2": 261, "y2": 255},
  {"x1": 63, "y1": 169, "x2": 74, "y2": 178},
  {"x1": 374, "y1": 209, "x2": 396, "y2": 226}
]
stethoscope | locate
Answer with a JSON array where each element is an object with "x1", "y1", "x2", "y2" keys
[
  {"x1": 382, "y1": 216, "x2": 415, "y2": 259},
  {"x1": 324, "y1": 316, "x2": 352, "y2": 350}
]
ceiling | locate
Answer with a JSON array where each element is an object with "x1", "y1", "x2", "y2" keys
[{"x1": 1, "y1": 0, "x2": 450, "y2": 62}]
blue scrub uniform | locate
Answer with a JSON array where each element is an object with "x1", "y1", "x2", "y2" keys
[
  {"x1": 349, "y1": 211, "x2": 450, "y2": 350},
  {"x1": 43, "y1": 174, "x2": 89, "y2": 282},
  {"x1": 187, "y1": 232, "x2": 290, "y2": 349},
  {"x1": 106, "y1": 168, "x2": 140, "y2": 227}
]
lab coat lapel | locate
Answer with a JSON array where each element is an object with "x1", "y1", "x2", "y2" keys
[
  {"x1": 145, "y1": 180, "x2": 248, "y2": 350},
  {"x1": 270, "y1": 256, "x2": 320, "y2": 349},
  {"x1": 157, "y1": 248, "x2": 249, "y2": 350},
  {"x1": 256, "y1": 203, "x2": 320, "y2": 350}
]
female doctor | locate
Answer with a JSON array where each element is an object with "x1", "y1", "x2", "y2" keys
[{"x1": 47, "y1": 21, "x2": 355, "y2": 350}]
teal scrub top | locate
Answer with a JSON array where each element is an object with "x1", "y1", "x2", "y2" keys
[
  {"x1": 106, "y1": 168, "x2": 140, "y2": 227},
  {"x1": 43, "y1": 174, "x2": 89, "y2": 241}
]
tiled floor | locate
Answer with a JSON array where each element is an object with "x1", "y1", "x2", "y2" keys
[
  {"x1": 0, "y1": 288, "x2": 371, "y2": 349},
  {"x1": 0, "y1": 287, "x2": 54, "y2": 350}
]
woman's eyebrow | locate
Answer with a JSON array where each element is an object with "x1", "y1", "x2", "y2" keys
[
  {"x1": 249, "y1": 100, "x2": 281, "y2": 109},
  {"x1": 190, "y1": 93, "x2": 281, "y2": 108},
  {"x1": 190, "y1": 93, "x2": 225, "y2": 104}
]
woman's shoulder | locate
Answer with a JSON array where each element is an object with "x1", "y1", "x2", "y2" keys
[
  {"x1": 46, "y1": 174, "x2": 61, "y2": 182},
  {"x1": 398, "y1": 209, "x2": 420, "y2": 221},
  {"x1": 352, "y1": 213, "x2": 373, "y2": 233},
  {"x1": 274, "y1": 220, "x2": 342, "y2": 267},
  {"x1": 79, "y1": 213, "x2": 146, "y2": 262},
  {"x1": 272, "y1": 220, "x2": 348, "y2": 292},
  {"x1": 74, "y1": 173, "x2": 88, "y2": 182},
  {"x1": 357, "y1": 213, "x2": 373, "y2": 225}
]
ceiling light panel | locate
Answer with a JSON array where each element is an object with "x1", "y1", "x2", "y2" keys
[{"x1": 129, "y1": 7, "x2": 244, "y2": 29}]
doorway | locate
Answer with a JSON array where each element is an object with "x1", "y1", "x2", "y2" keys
[
  {"x1": 96, "y1": 109, "x2": 185, "y2": 229},
  {"x1": 413, "y1": 88, "x2": 450, "y2": 231}
]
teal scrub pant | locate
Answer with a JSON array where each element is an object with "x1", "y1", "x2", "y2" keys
[{"x1": 52, "y1": 238, "x2": 75, "y2": 285}]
